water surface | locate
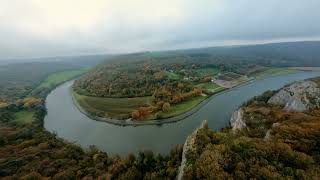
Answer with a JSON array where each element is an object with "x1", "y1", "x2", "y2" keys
[{"x1": 44, "y1": 72, "x2": 320, "y2": 155}]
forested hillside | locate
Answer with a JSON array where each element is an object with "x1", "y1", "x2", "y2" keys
[
  {"x1": 73, "y1": 51, "x2": 261, "y2": 120},
  {"x1": 180, "y1": 77, "x2": 320, "y2": 179},
  {"x1": 73, "y1": 52, "x2": 255, "y2": 98},
  {"x1": 75, "y1": 41, "x2": 320, "y2": 99},
  {"x1": 178, "y1": 41, "x2": 320, "y2": 67},
  {"x1": 0, "y1": 62, "x2": 84, "y2": 102},
  {"x1": 73, "y1": 41, "x2": 320, "y2": 120}
]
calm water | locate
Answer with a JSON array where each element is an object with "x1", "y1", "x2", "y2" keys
[{"x1": 44, "y1": 72, "x2": 320, "y2": 155}]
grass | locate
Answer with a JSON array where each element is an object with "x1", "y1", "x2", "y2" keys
[
  {"x1": 13, "y1": 110, "x2": 35, "y2": 125},
  {"x1": 196, "y1": 82, "x2": 225, "y2": 93},
  {"x1": 74, "y1": 90, "x2": 207, "y2": 120},
  {"x1": 165, "y1": 71, "x2": 180, "y2": 80},
  {"x1": 34, "y1": 67, "x2": 90, "y2": 91},
  {"x1": 155, "y1": 96, "x2": 206, "y2": 119},
  {"x1": 195, "y1": 68, "x2": 221, "y2": 76},
  {"x1": 73, "y1": 92, "x2": 153, "y2": 119},
  {"x1": 217, "y1": 72, "x2": 243, "y2": 81},
  {"x1": 251, "y1": 68, "x2": 298, "y2": 79}
]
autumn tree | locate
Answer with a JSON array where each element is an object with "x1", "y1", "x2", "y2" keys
[
  {"x1": 131, "y1": 110, "x2": 140, "y2": 120},
  {"x1": 162, "y1": 102, "x2": 171, "y2": 112}
]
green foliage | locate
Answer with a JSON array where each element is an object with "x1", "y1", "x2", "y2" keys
[
  {"x1": 195, "y1": 67, "x2": 222, "y2": 76},
  {"x1": 251, "y1": 67, "x2": 298, "y2": 79},
  {"x1": 31, "y1": 67, "x2": 90, "y2": 97},
  {"x1": 0, "y1": 62, "x2": 83, "y2": 101},
  {"x1": 196, "y1": 82, "x2": 224, "y2": 94},
  {"x1": 73, "y1": 52, "x2": 260, "y2": 98},
  {"x1": 13, "y1": 110, "x2": 35, "y2": 125},
  {"x1": 165, "y1": 71, "x2": 181, "y2": 80}
]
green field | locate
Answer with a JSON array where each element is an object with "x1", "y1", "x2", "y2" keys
[
  {"x1": 252, "y1": 68, "x2": 298, "y2": 79},
  {"x1": 165, "y1": 71, "x2": 180, "y2": 80},
  {"x1": 196, "y1": 82, "x2": 225, "y2": 93},
  {"x1": 74, "y1": 90, "x2": 208, "y2": 120},
  {"x1": 34, "y1": 68, "x2": 90, "y2": 91},
  {"x1": 217, "y1": 72, "x2": 243, "y2": 81},
  {"x1": 155, "y1": 96, "x2": 206, "y2": 119},
  {"x1": 13, "y1": 110, "x2": 35, "y2": 125},
  {"x1": 73, "y1": 92, "x2": 153, "y2": 119},
  {"x1": 195, "y1": 68, "x2": 221, "y2": 76}
]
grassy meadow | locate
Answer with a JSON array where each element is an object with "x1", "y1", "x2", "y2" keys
[
  {"x1": 196, "y1": 82, "x2": 225, "y2": 93},
  {"x1": 73, "y1": 92, "x2": 153, "y2": 119},
  {"x1": 251, "y1": 68, "x2": 298, "y2": 79},
  {"x1": 195, "y1": 67, "x2": 221, "y2": 76},
  {"x1": 35, "y1": 67, "x2": 90, "y2": 90},
  {"x1": 13, "y1": 110, "x2": 35, "y2": 125}
]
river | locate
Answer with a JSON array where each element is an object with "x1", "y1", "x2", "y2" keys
[{"x1": 44, "y1": 72, "x2": 320, "y2": 155}]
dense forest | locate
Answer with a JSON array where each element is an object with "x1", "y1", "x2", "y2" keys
[
  {"x1": 175, "y1": 41, "x2": 320, "y2": 67},
  {"x1": 73, "y1": 52, "x2": 261, "y2": 98}
]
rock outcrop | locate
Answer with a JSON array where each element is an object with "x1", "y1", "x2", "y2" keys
[
  {"x1": 177, "y1": 120, "x2": 208, "y2": 180},
  {"x1": 268, "y1": 80, "x2": 320, "y2": 112},
  {"x1": 230, "y1": 108, "x2": 246, "y2": 132}
]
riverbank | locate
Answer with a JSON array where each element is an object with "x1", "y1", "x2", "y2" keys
[
  {"x1": 45, "y1": 71, "x2": 320, "y2": 155},
  {"x1": 71, "y1": 78, "x2": 255, "y2": 126}
]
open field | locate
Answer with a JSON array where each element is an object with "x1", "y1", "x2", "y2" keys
[
  {"x1": 195, "y1": 67, "x2": 221, "y2": 76},
  {"x1": 13, "y1": 110, "x2": 34, "y2": 125},
  {"x1": 73, "y1": 92, "x2": 153, "y2": 119},
  {"x1": 217, "y1": 72, "x2": 243, "y2": 81},
  {"x1": 154, "y1": 96, "x2": 206, "y2": 119},
  {"x1": 196, "y1": 82, "x2": 225, "y2": 93},
  {"x1": 213, "y1": 72, "x2": 250, "y2": 88},
  {"x1": 288, "y1": 67, "x2": 320, "y2": 71},
  {"x1": 34, "y1": 68, "x2": 90, "y2": 91},
  {"x1": 165, "y1": 71, "x2": 180, "y2": 80},
  {"x1": 251, "y1": 68, "x2": 298, "y2": 79}
]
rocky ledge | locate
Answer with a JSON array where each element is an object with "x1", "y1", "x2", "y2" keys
[
  {"x1": 268, "y1": 80, "x2": 320, "y2": 112},
  {"x1": 230, "y1": 108, "x2": 246, "y2": 132},
  {"x1": 177, "y1": 120, "x2": 208, "y2": 180}
]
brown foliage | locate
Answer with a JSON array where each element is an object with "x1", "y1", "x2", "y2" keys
[
  {"x1": 131, "y1": 110, "x2": 140, "y2": 120},
  {"x1": 162, "y1": 102, "x2": 171, "y2": 112}
]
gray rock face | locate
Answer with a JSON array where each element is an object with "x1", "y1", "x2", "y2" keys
[
  {"x1": 230, "y1": 108, "x2": 246, "y2": 132},
  {"x1": 268, "y1": 80, "x2": 320, "y2": 112}
]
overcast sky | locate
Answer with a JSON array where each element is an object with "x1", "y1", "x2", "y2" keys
[{"x1": 1, "y1": 0, "x2": 320, "y2": 59}]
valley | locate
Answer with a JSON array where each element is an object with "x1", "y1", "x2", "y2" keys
[{"x1": 1, "y1": 41, "x2": 320, "y2": 179}]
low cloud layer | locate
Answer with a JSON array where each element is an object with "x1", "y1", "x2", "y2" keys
[{"x1": 1, "y1": 0, "x2": 320, "y2": 59}]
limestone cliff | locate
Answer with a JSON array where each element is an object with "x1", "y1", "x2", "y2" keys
[
  {"x1": 268, "y1": 80, "x2": 320, "y2": 112},
  {"x1": 230, "y1": 108, "x2": 246, "y2": 132},
  {"x1": 177, "y1": 120, "x2": 208, "y2": 180}
]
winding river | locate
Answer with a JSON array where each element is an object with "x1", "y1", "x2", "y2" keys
[{"x1": 44, "y1": 72, "x2": 320, "y2": 155}]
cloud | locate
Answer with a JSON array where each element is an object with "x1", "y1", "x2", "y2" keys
[{"x1": 0, "y1": 0, "x2": 320, "y2": 59}]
